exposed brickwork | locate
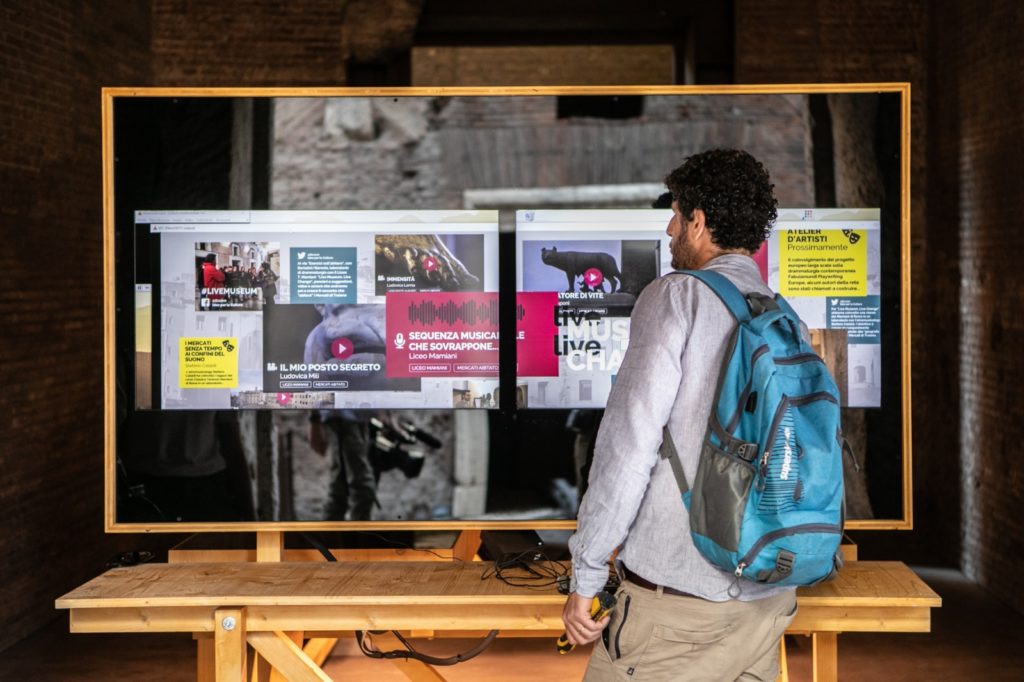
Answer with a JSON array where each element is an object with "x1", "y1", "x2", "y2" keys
[
  {"x1": 734, "y1": 0, "x2": 951, "y2": 556},
  {"x1": 0, "y1": 0, "x2": 159, "y2": 652},
  {"x1": 151, "y1": 0, "x2": 349, "y2": 86},
  {"x1": 938, "y1": 0, "x2": 1024, "y2": 614},
  {"x1": 412, "y1": 45, "x2": 675, "y2": 86},
  {"x1": 737, "y1": 0, "x2": 1024, "y2": 615}
]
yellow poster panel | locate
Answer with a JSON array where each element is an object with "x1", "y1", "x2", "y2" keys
[
  {"x1": 779, "y1": 229, "x2": 867, "y2": 297},
  {"x1": 179, "y1": 337, "x2": 238, "y2": 388}
]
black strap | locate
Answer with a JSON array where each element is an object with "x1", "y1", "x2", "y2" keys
[{"x1": 659, "y1": 426, "x2": 689, "y2": 495}]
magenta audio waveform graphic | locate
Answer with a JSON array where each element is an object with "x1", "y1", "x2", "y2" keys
[
  {"x1": 406, "y1": 298, "x2": 499, "y2": 326},
  {"x1": 515, "y1": 303, "x2": 526, "y2": 321}
]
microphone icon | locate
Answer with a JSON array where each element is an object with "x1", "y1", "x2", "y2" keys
[{"x1": 394, "y1": 332, "x2": 406, "y2": 349}]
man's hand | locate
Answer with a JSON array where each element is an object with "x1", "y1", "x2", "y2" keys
[{"x1": 561, "y1": 592, "x2": 610, "y2": 646}]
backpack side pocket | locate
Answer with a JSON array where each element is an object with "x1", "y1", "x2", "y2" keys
[{"x1": 689, "y1": 440, "x2": 756, "y2": 553}]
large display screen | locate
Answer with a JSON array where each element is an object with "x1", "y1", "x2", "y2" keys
[
  {"x1": 108, "y1": 87, "x2": 911, "y2": 529},
  {"x1": 515, "y1": 207, "x2": 882, "y2": 410},
  {"x1": 134, "y1": 210, "x2": 500, "y2": 410},
  {"x1": 515, "y1": 209, "x2": 673, "y2": 408}
]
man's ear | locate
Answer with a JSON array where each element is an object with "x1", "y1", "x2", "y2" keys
[{"x1": 690, "y1": 208, "x2": 707, "y2": 236}]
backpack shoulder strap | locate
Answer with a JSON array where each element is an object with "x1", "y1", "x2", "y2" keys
[
  {"x1": 678, "y1": 269, "x2": 751, "y2": 322},
  {"x1": 659, "y1": 426, "x2": 689, "y2": 494}
]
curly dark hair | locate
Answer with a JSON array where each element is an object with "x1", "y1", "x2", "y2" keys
[{"x1": 664, "y1": 149, "x2": 778, "y2": 252}]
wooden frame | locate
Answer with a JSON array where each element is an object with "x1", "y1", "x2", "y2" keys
[{"x1": 102, "y1": 84, "x2": 912, "y2": 533}]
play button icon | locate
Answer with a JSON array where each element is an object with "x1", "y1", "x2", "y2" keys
[
  {"x1": 331, "y1": 337, "x2": 354, "y2": 360},
  {"x1": 422, "y1": 255, "x2": 438, "y2": 272},
  {"x1": 583, "y1": 268, "x2": 604, "y2": 289}
]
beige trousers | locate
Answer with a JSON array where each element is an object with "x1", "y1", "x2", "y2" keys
[{"x1": 583, "y1": 580, "x2": 797, "y2": 682}]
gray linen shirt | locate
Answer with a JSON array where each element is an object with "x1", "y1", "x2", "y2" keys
[{"x1": 569, "y1": 253, "x2": 794, "y2": 602}]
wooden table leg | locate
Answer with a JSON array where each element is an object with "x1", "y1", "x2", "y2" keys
[
  {"x1": 776, "y1": 635, "x2": 789, "y2": 682},
  {"x1": 251, "y1": 652, "x2": 272, "y2": 682},
  {"x1": 196, "y1": 633, "x2": 215, "y2": 682},
  {"x1": 812, "y1": 632, "x2": 839, "y2": 682},
  {"x1": 215, "y1": 607, "x2": 248, "y2": 682},
  {"x1": 451, "y1": 530, "x2": 481, "y2": 562}
]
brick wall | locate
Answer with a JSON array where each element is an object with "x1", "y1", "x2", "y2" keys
[
  {"x1": 935, "y1": 0, "x2": 1024, "y2": 613},
  {"x1": 0, "y1": 0, "x2": 156, "y2": 651},
  {"x1": 737, "y1": 0, "x2": 1024, "y2": 614},
  {"x1": 734, "y1": 0, "x2": 957, "y2": 563},
  {"x1": 150, "y1": 0, "x2": 423, "y2": 87},
  {"x1": 151, "y1": 0, "x2": 347, "y2": 86}
]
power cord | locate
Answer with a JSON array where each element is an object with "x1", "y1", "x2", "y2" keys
[
  {"x1": 355, "y1": 629, "x2": 498, "y2": 666},
  {"x1": 298, "y1": 532, "x2": 498, "y2": 666},
  {"x1": 480, "y1": 549, "x2": 570, "y2": 590}
]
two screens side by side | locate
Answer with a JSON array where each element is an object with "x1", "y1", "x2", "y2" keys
[{"x1": 131, "y1": 207, "x2": 881, "y2": 413}]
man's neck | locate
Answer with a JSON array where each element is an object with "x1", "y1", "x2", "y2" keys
[{"x1": 695, "y1": 247, "x2": 750, "y2": 269}]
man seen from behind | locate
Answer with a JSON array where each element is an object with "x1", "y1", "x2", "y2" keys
[{"x1": 563, "y1": 149, "x2": 796, "y2": 681}]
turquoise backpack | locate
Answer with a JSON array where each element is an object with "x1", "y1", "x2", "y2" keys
[{"x1": 661, "y1": 269, "x2": 846, "y2": 589}]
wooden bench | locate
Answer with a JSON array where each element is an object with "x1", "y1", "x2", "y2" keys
[{"x1": 55, "y1": 560, "x2": 939, "y2": 682}]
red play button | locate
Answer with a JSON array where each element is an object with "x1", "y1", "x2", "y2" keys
[
  {"x1": 422, "y1": 255, "x2": 438, "y2": 272},
  {"x1": 276, "y1": 393, "x2": 292, "y2": 406},
  {"x1": 331, "y1": 337, "x2": 354, "y2": 360},
  {"x1": 584, "y1": 268, "x2": 604, "y2": 288}
]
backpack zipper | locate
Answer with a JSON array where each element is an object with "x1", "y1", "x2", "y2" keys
[
  {"x1": 726, "y1": 344, "x2": 771, "y2": 433},
  {"x1": 759, "y1": 392, "x2": 838, "y2": 478},
  {"x1": 774, "y1": 352, "x2": 825, "y2": 365},
  {"x1": 734, "y1": 523, "x2": 843, "y2": 578}
]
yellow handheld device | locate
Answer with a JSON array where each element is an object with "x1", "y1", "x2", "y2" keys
[{"x1": 556, "y1": 590, "x2": 617, "y2": 654}]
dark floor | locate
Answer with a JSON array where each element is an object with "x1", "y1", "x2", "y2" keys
[{"x1": 2, "y1": 568, "x2": 1021, "y2": 681}]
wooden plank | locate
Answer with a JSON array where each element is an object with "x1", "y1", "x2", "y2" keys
[
  {"x1": 899, "y1": 82, "x2": 914, "y2": 535},
  {"x1": 256, "y1": 532, "x2": 284, "y2": 563},
  {"x1": 57, "y1": 561, "x2": 939, "y2": 610},
  {"x1": 797, "y1": 563, "x2": 941, "y2": 607},
  {"x1": 70, "y1": 606, "x2": 216, "y2": 632},
  {"x1": 811, "y1": 632, "x2": 838, "y2": 682},
  {"x1": 109, "y1": 518, "x2": 579, "y2": 533},
  {"x1": 66, "y1": 603, "x2": 563, "y2": 633},
  {"x1": 270, "y1": 632, "x2": 304, "y2": 682},
  {"x1": 248, "y1": 631, "x2": 331, "y2": 682},
  {"x1": 243, "y1": 604, "x2": 565, "y2": 632},
  {"x1": 215, "y1": 608, "x2": 247, "y2": 682},
  {"x1": 171, "y1": 548, "x2": 458, "y2": 564},
  {"x1": 251, "y1": 653, "x2": 272, "y2": 682},
  {"x1": 101, "y1": 88, "x2": 117, "y2": 534},
  {"x1": 369, "y1": 631, "x2": 448, "y2": 682},
  {"x1": 451, "y1": 530, "x2": 481, "y2": 562},
  {"x1": 789, "y1": 606, "x2": 931, "y2": 633},
  {"x1": 303, "y1": 638, "x2": 338, "y2": 667},
  {"x1": 56, "y1": 562, "x2": 570, "y2": 608},
  {"x1": 777, "y1": 635, "x2": 788, "y2": 682},
  {"x1": 198, "y1": 634, "x2": 215, "y2": 682},
  {"x1": 409, "y1": 630, "x2": 563, "y2": 639},
  {"x1": 102, "y1": 85, "x2": 912, "y2": 100},
  {"x1": 68, "y1": 602, "x2": 931, "y2": 636}
]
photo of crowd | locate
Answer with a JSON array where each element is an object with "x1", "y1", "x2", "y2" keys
[{"x1": 195, "y1": 241, "x2": 280, "y2": 311}]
